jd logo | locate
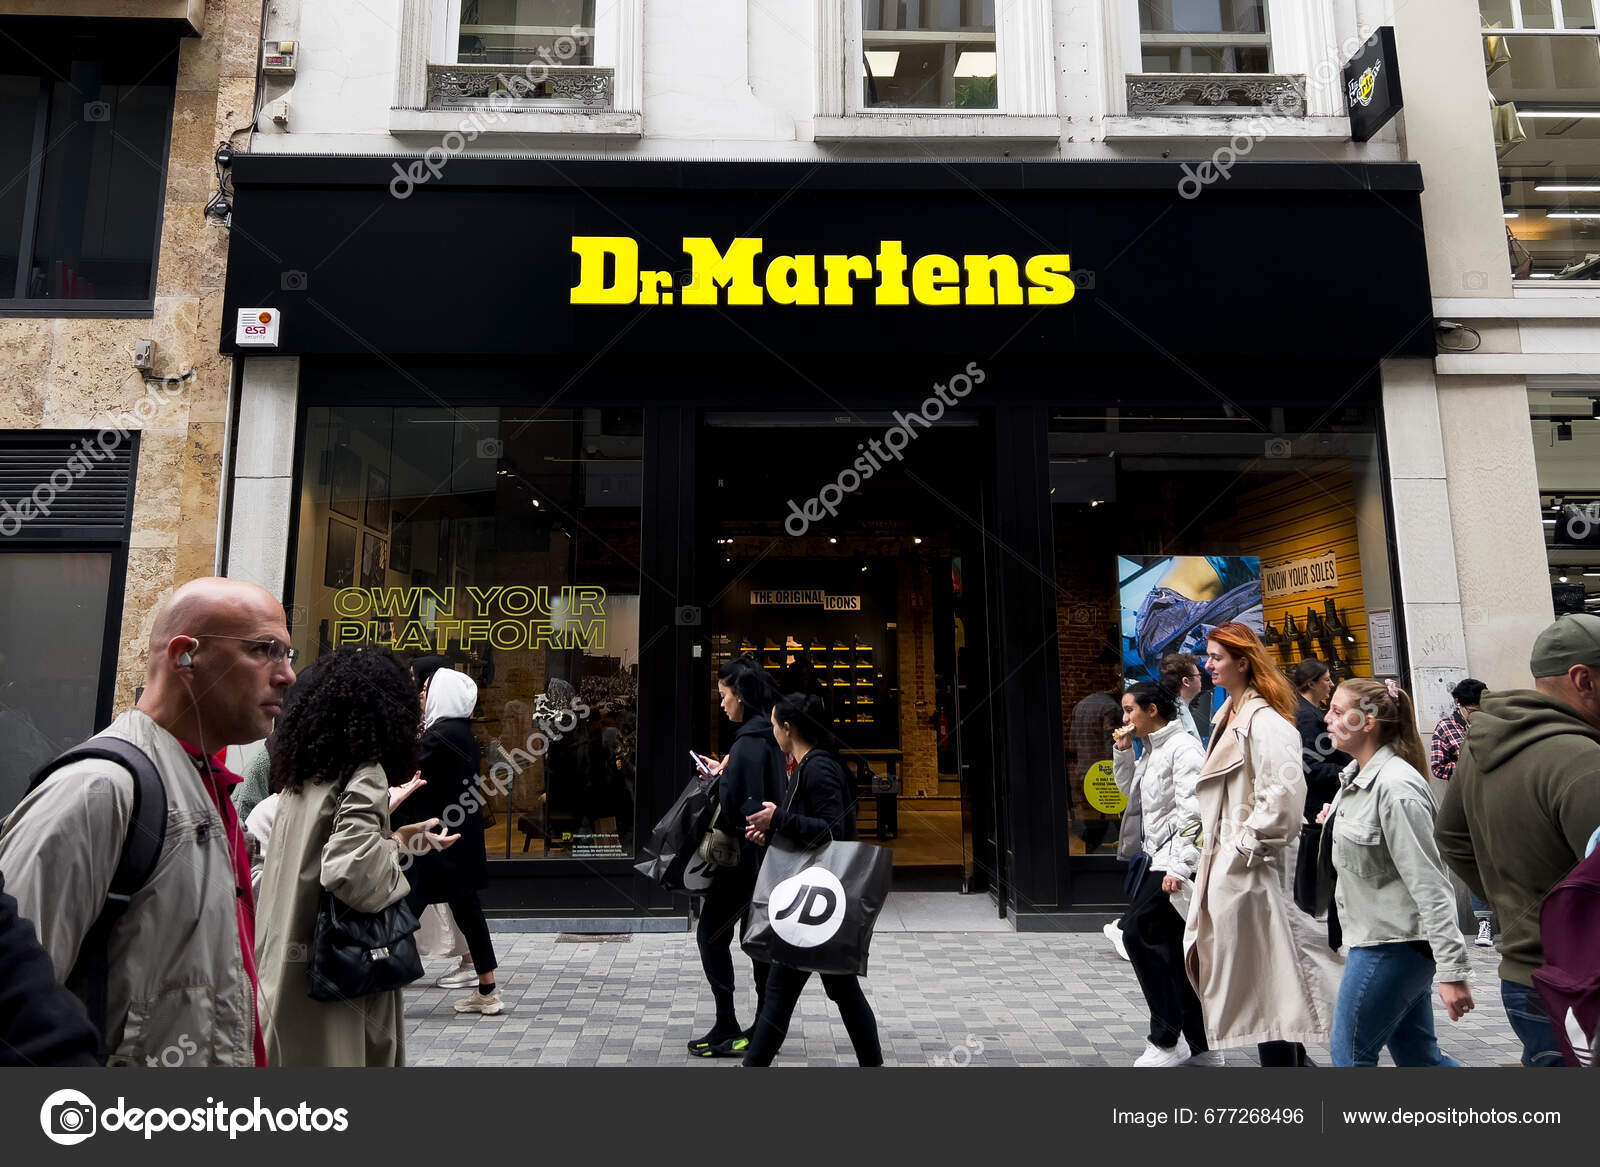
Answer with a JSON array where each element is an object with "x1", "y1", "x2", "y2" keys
[
  {"x1": 682, "y1": 855, "x2": 716, "y2": 893},
  {"x1": 770, "y1": 868, "x2": 846, "y2": 948}
]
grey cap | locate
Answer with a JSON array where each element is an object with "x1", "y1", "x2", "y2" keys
[{"x1": 1530, "y1": 613, "x2": 1600, "y2": 678}]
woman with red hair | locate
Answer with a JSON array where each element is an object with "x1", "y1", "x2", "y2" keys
[{"x1": 1182, "y1": 622, "x2": 1342, "y2": 1067}]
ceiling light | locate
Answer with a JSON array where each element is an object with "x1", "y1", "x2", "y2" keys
[
  {"x1": 1546, "y1": 211, "x2": 1600, "y2": 218},
  {"x1": 829, "y1": 537, "x2": 837, "y2": 544},
  {"x1": 913, "y1": 536, "x2": 922, "y2": 544},
  {"x1": 1517, "y1": 109, "x2": 1600, "y2": 118},
  {"x1": 1559, "y1": 574, "x2": 1570, "y2": 583},
  {"x1": 953, "y1": 51, "x2": 996, "y2": 78},
  {"x1": 864, "y1": 50, "x2": 899, "y2": 75},
  {"x1": 1531, "y1": 272, "x2": 1556, "y2": 278},
  {"x1": 1535, "y1": 183, "x2": 1600, "y2": 192},
  {"x1": 1504, "y1": 211, "x2": 1520, "y2": 218}
]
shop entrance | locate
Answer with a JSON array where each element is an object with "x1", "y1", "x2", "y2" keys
[{"x1": 696, "y1": 414, "x2": 998, "y2": 893}]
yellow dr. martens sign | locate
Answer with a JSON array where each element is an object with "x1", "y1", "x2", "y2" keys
[{"x1": 570, "y1": 236, "x2": 1078, "y2": 308}]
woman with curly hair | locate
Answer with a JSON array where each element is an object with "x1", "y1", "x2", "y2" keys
[{"x1": 254, "y1": 648, "x2": 457, "y2": 1066}]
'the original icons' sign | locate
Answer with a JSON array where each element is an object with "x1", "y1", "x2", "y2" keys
[
  {"x1": 234, "y1": 307, "x2": 280, "y2": 347},
  {"x1": 1343, "y1": 27, "x2": 1403, "y2": 142},
  {"x1": 749, "y1": 590, "x2": 861, "y2": 610},
  {"x1": 1261, "y1": 553, "x2": 1339, "y2": 598},
  {"x1": 570, "y1": 236, "x2": 1079, "y2": 308}
]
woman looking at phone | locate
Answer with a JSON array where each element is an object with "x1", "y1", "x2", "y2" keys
[{"x1": 686, "y1": 655, "x2": 785, "y2": 1058}]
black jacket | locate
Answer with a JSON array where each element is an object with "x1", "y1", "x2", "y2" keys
[
  {"x1": 719, "y1": 714, "x2": 787, "y2": 869},
  {"x1": 1295, "y1": 696, "x2": 1351, "y2": 822},
  {"x1": 0, "y1": 870, "x2": 101, "y2": 1066},
  {"x1": 770, "y1": 750, "x2": 857, "y2": 847},
  {"x1": 394, "y1": 717, "x2": 488, "y2": 901}
]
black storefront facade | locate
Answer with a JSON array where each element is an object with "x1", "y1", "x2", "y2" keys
[{"x1": 221, "y1": 157, "x2": 1433, "y2": 929}]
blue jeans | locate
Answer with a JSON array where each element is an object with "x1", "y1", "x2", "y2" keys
[
  {"x1": 1468, "y1": 890, "x2": 1493, "y2": 921},
  {"x1": 1331, "y1": 943, "x2": 1460, "y2": 1067},
  {"x1": 1500, "y1": 980, "x2": 1566, "y2": 1068}
]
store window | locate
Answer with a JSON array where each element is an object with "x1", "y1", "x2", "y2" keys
[
  {"x1": 1137, "y1": 0, "x2": 1271, "y2": 74},
  {"x1": 861, "y1": 0, "x2": 997, "y2": 109},
  {"x1": 1531, "y1": 384, "x2": 1600, "y2": 616},
  {"x1": 1483, "y1": 5, "x2": 1600, "y2": 279},
  {"x1": 1050, "y1": 401, "x2": 1393, "y2": 859},
  {"x1": 291, "y1": 406, "x2": 643, "y2": 860},
  {"x1": 0, "y1": 21, "x2": 179, "y2": 309}
]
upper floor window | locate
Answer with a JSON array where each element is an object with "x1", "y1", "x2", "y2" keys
[
  {"x1": 0, "y1": 21, "x2": 178, "y2": 313},
  {"x1": 1484, "y1": 4, "x2": 1600, "y2": 280},
  {"x1": 1138, "y1": 1, "x2": 1271, "y2": 74},
  {"x1": 456, "y1": 0, "x2": 596, "y2": 67},
  {"x1": 861, "y1": 0, "x2": 997, "y2": 109}
]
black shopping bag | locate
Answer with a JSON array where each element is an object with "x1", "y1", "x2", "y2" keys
[
  {"x1": 633, "y1": 774, "x2": 720, "y2": 893},
  {"x1": 742, "y1": 837, "x2": 893, "y2": 976}
]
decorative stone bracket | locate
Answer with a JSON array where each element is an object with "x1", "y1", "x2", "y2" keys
[
  {"x1": 427, "y1": 64, "x2": 614, "y2": 109},
  {"x1": 1126, "y1": 73, "x2": 1307, "y2": 117}
]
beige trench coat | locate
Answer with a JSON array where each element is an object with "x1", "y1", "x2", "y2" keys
[
  {"x1": 254, "y1": 763, "x2": 411, "y2": 1067},
  {"x1": 1182, "y1": 690, "x2": 1342, "y2": 1048}
]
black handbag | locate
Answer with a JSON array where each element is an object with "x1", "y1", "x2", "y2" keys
[
  {"x1": 305, "y1": 891, "x2": 424, "y2": 1002},
  {"x1": 1293, "y1": 821, "x2": 1323, "y2": 915}
]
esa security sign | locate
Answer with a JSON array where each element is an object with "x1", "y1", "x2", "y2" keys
[
  {"x1": 1344, "y1": 27, "x2": 1403, "y2": 142},
  {"x1": 235, "y1": 307, "x2": 281, "y2": 347}
]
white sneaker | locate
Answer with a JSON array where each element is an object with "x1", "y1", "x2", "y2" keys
[
  {"x1": 1134, "y1": 1037, "x2": 1190, "y2": 1067},
  {"x1": 435, "y1": 960, "x2": 477, "y2": 989},
  {"x1": 1184, "y1": 1049, "x2": 1226, "y2": 1067},
  {"x1": 1103, "y1": 921, "x2": 1130, "y2": 961},
  {"x1": 1475, "y1": 919, "x2": 1495, "y2": 948},
  {"x1": 453, "y1": 987, "x2": 503, "y2": 1015}
]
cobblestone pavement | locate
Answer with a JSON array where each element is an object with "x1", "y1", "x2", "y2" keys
[{"x1": 405, "y1": 925, "x2": 1523, "y2": 1068}]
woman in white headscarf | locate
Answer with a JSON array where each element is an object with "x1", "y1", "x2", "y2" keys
[{"x1": 393, "y1": 666, "x2": 503, "y2": 1015}]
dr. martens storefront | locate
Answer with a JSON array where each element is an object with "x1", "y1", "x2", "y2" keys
[{"x1": 221, "y1": 158, "x2": 1432, "y2": 927}]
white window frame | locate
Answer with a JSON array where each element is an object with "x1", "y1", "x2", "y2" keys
[
  {"x1": 1480, "y1": 0, "x2": 1600, "y2": 30},
  {"x1": 814, "y1": 0, "x2": 1059, "y2": 141},
  {"x1": 1103, "y1": 0, "x2": 1353, "y2": 138},
  {"x1": 392, "y1": 0, "x2": 642, "y2": 136}
]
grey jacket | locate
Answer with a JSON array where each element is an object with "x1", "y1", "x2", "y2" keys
[
  {"x1": 0, "y1": 711, "x2": 257, "y2": 1066},
  {"x1": 1327, "y1": 746, "x2": 1472, "y2": 984}
]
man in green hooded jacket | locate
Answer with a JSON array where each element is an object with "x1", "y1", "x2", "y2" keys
[{"x1": 1437, "y1": 613, "x2": 1600, "y2": 1067}]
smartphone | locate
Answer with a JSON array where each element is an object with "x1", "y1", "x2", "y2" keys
[
  {"x1": 741, "y1": 795, "x2": 767, "y2": 817},
  {"x1": 690, "y1": 751, "x2": 712, "y2": 775}
]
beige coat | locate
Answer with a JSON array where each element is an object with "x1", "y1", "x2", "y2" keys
[
  {"x1": 254, "y1": 763, "x2": 410, "y2": 1067},
  {"x1": 1182, "y1": 690, "x2": 1342, "y2": 1048},
  {"x1": 0, "y1": 711, "x2": 257, "y2": 1066}
]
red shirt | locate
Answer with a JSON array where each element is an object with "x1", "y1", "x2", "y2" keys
[{"x1": 180, "y1": 742, "x2": 267, "y2": 1068}]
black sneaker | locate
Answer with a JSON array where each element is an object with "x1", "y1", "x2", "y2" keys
[{"x1": 687, "y1": 1029, "x2": 743, "y2": 1057}]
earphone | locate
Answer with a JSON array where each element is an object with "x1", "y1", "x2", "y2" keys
[{"x1": 178, "y1": 652, "x2": 193, "y2": 667}]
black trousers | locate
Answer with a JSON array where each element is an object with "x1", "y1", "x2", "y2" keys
[
  {"x1": 742, "y1": 963, "x2": 882, "y2": 1067},
  {"x1": 1122, "y1": 866, "x2": 1208, "y2": 1053},
  {"x1": 407, "y1": 888, "x2": 498, "y2": 977},
  {"x1": 1258, "y1": 1041, "x2": 1311, "y2": 1066},
  {"x1": 696, "y1": 867, "x2": 769, "y2": 1030}
]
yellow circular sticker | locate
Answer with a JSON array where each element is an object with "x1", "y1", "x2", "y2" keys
[{"x1": 1084, "y1": 760, "x2": 1127, "y2": 815}]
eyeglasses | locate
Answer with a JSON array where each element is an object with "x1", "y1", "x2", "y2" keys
[{"x1": 194, "y1": 634, "x2": 299, "y2": 664}]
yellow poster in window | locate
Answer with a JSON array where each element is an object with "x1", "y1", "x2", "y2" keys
[{"x1": 1083, "y1": 759, "x2": 1126, "y2": 816}]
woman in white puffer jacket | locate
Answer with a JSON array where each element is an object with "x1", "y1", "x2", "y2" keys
[{"x1": 1113, "y1": 680, "x2": 1214, "y2": 1067}]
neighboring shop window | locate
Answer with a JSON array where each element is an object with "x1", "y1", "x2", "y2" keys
[
  {"x1": 1483, "y1": 4, "x2": 1600, "y2": 279},
  {"x1": 861, "y1": 0, "x2": 998, "y2": 108},
  {"x1": 1138, "y1": 1, "x2": 1272, "y2": 74},
  {"x1": 292, "y1": 407, "x2": 643, "y2": 860},
  {"x1": 1050, "y1": 402, "x2": 1393, "y2": 858},
  {"x1": 1531, "y1": 385, "x2": 1600, "y2": 617},
  {"x1": 0, "y1": 20, "x2": 179, "y2": 308}
]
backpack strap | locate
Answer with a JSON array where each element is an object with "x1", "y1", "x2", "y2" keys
[{"x1": 28, "y1": 737, "x2": 167, "y2": 1061}]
